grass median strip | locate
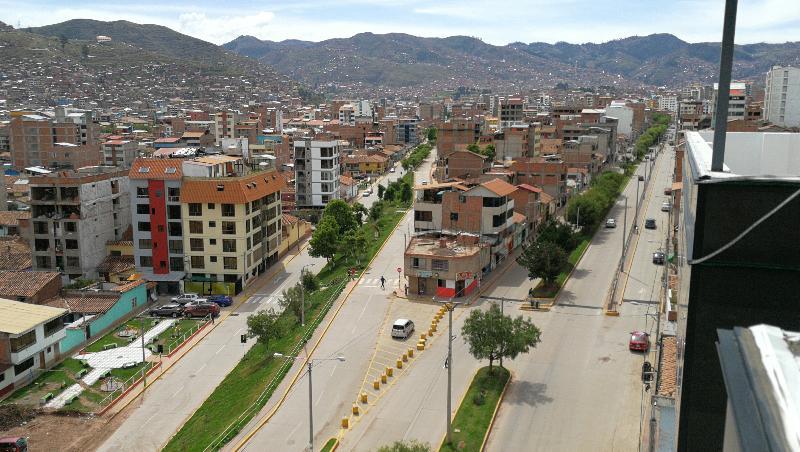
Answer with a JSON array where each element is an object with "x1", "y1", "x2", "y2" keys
[
  {"x1": 440, "y1": 366, "x2": 510, "y2": 452},
  {"x1": 164, "y1": 198, "x2": 410, "y2": 452}
]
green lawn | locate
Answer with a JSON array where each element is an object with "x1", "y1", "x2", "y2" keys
[
  {"x1": 320, "y1": 438, "x2": 338, "y2": 452},
  {"x1": 164, "y1": 199, "x2": 409, "y2": 452},
  {"x1": 84, "y1": 319, "x2": 152, "y2": 353},
  {"x1": 156, "y1": 319, "x2": 205, "y2": 350},
  {"x1": 2, "y1": 358, "x2": 86, "y2": 404},
  {"x1": 440, "y1": 366, "x2": 510, "y2": 452}
]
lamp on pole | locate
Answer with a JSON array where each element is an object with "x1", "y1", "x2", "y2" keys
[
  {"x1": 622, "y1": 195, "x2": 628, "y2": 259},
  {"x1": 300, "y1": 263, "x2": 315, "y2": 327},
  {"x1": 274, "y1": 353, "x2": 346, "y2": 452}
]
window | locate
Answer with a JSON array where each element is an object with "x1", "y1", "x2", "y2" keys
[
  {"x1": 64, "y1": 222, "x2": 77, "y2": 233},
  {"x1": 136, "y1": 204, "x2": 150, "y2": 214},
  {"x1": 209, "y1": 238, "x2": 216, "y2": 245},
  {"x1": 138, "y1": 221, "x2": 151, "y2": 232},
  {"x1": 66, "y1": 256, "x2": 79, "y2": 268},
  {"x1": 492, "y1": 214, "x2": 505, "y2": 227},
  {"x1": 247, "y1": 237, "x2": 252, "y2": 249},
  {"x1": 222, "y1": 222, "x2": 236, "y2": 234},
  {"x1": 207, "y1": 203, "x2": 215, "y2": 210},
  {"x1": 169, "y1": 257, "x2": 184, "y2": 271},
  {"x1": 34, "y1": 239, "x2": 49, "y2": 252},
  {"x1": 138, "y1": 239, "x2": 152, "y2": 249},
  {"x1": 450, "y1": 212, "x2": 459, "y2": 221},
  {"x1": 224, "y1": 257, "x2": 237, "y2": 270},
  {"x1": 191, "y1": 255, "x2": 205, "y2": 268},
  {"x1": 44, "y1": 317, "x2": 64, "y2": 337},
  {"x1": 190, "y1": 238, "x2": 204, "y2": 252},
  {"x1": 459, "y1": 195, "x2": 467, "y2": 203},
  {"x1": 483, "y1": 197, "x2": 506, "y2": 208},
  {"x1": 412, "y1": 257, "x2": 423, "y2": 269},
  {"x1": 33, "y1": 222, "x2": 48, "y2": 234},
  {"x1": 168, "y1": 222, "x2": 182, "y2": 236},
  {"x1": 10, "y1": 330, "x2": 36, "y2": 352},
  {"x1": 222, "y1": 239, "x2": 237, "y2": 253},
  {"x1": 431, "y1": 259, "x2": 449, "y2": 271},
  {"x1": 208, "y1": 221, "x2": 216, "y2": 228},
  {"x1": 168, "y1": 240, "x2": 183, "y2": 254},
  {"x1": 414, "y1": 211, "x2": 433, "y2": 221},
  {"x1": 222, "y1": 204, "x2": 235, "y2": 217},
  {"x1": 168, "y1": 187, "x2": 180, "y2": 201},
  {"x1": 35, "y1": 256, "x2": 51, "y2": 268},
  {"x1": 65, "y1": 239, "x2": 78, "y2": 250},
  {"x1": 168, "y1": 205, "x2": 181, "y2": 219},
  {"x1": 210, "y1": 256, "x2": 218, "y2": 263},
  {"x1": 139, "y1": 256, "x2": 153, "y2": 267},
  {"x1": 14, "y1": 357, "x2": 35, "y2": 376},
  {"x1": 136, "y1": 187, "x2": 148, "y2": 198},
  {"x1": 246, "y1": 219, "x2": 251, "y2": 233},
  {"x1": 189, "y1": 221, "x2": 203, "y2": 234},
  {"x1": 189, "y1": 203, "x2": 202, "y2": 216}
]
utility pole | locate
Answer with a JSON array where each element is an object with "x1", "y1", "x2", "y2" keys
[
  {"x1": 576, "y1": 206, "x2": 580, "y2": 229},
  {"x1": 140, "y1": 316, "x2": 146, "y2": 388},
  {"x1": 446, "y1": 302, "x2": 455, "y2": 445},
  {"x1": 622, "y1": 196, "x2": 628, "y2": 258},
  {"x1": 308, "y1": 361, "x2": 314, "y2": 452}
]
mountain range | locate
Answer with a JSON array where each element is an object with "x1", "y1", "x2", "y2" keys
[{"x1": 224, "y1": 32, "x2": 800, "y2": 94}]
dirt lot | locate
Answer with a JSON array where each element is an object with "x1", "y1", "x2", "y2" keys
[{"x1": 0, "y1": 404, "x2": 131, "y2": 452}]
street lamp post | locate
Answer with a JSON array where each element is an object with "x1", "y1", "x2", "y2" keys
[
  {"x1": 443, "y1": 301, "x2": 460, "y2": 445},
  {"x1": 274, "y1": 353, "x2": 346, "y2": 452},
  {"x1": 622, "y1": 196, "x2": 628, "y2": 259},
  {"x1": 300, "y1": 263, "x2": 315, "y2": 327}
]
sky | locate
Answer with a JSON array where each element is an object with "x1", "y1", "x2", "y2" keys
[{"x1": 1, "y1": 0, "x2": 799, "y2": 46}]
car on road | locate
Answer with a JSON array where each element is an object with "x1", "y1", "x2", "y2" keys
[
  {"x1": 171, "y1": 293, "x2": 206, "y2": 304},
  {"x1": 420, "y1": 180, "x2": 428, "y2": 185},
  {"x1": 629, "y1": 331, "x2": 650, "y2": 352},
  {"x1": 644, "y1": 218, "x2": 657, "y2": 229},
  {"x1": 605, "y1": 218, "x2": 617, "y2": 228},
  {"x1": 652, "y1": 250, "x2": 666, "y2": 265},
  {"x1": 389, "y1": 167, "x2": 396, "y2": 173},
  {"x1": 207, "y1": 294, "x2": 233, "y2": 307},
  {"x1": 150, "y1": 304, "x2": 185, "y2": 318},
  {"x1": 391, "y1": 319, "x2": 415, "y2": 339},
  {"x1": 661, "y1": 201, "x2": 671, "y2": 212},
  {"x1": 184, "y1": 301, "x2": 220, "y2": 318},
  {"x1": 362, "y1": 190, "x2": 371, "y2": 197}
]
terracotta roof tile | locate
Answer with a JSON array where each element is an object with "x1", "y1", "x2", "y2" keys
[
  {"x1": 658, "y1": 336, "x2": 677, "y2": 398},
  {"x1": 0, "y1": 271, "x2": 61, "y2": 298},
  {"x1": 129, "y1": 159, "x2": 183, "y2": 180},
  {"x1": 480, "y1": 178, "x2": 517, "y2": 197},
  {"x1": 97, "y1": 255, "x2": 135, "y2": 275},
  {"x1": 180, "y1": 170, "x2": 286, "y2": 204},
  {"x1": 0, "y1": 211, "x2": 30, "y2": 226},
  {"x1": 44, "y1": 294, "x2": 119, "y2": 314},
  {"x1": 0, "y1": 237, "x2": 32, "y2": 271},
  {"x1": 516, "y1": 184, "x2": 543, "y2": 193}
]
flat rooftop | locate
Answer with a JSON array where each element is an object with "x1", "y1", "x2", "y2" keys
[
  {"x1": 406, "y1": 236, "x2": 481, "y2": 258},
  {"x1": 0, "y1": 297, "x2": 66, "y2": 335},
  {"x1": 688, "y1": 131, "x2": 800, "y2": 182}
]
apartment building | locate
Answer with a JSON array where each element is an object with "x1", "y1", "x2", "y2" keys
[
  {"x1": 439, "y1": 150, "x2": 490, "y2": 180},
  {"x1": 605, "y1": 101, "x2": 635, "y2": 138},
  {"x1": 129, "y1": 159, "x2": 185, "y2": 294},
  {"x1": 101, "y1": 139, "x2": 137, "y2": 168},
  {"x1": 9, "y1": 108, "x2": 101, "y2": 170},
  {"x1": 29, "y1": 167, "x2": 130, "y2": 280},
  {"x1": 499, "y1": 97, "x2": 524, "y2": 130},
  {"x1": 181, "y1": 169, "x2": 284, "y2": 293},
  {"x1": 493, "y1": 124, "x2": 538, "y2": 160},
  {"x1": 395, "y1": 118, "x2": 419, "y2": 145},
  {"x1": 511, "y1": 158, "x2": 569, "y2": 206},
  {"x1": 437, "y1": 118, "x2": 482, "y2": 157},
  {"x1": 339, "y1": 104, "x2": 356, "y2": 126},
  {"x1": 658, "y1": 95, "x2": 679, "y2": 113},
  {"x1": 764, "y1": 65, "x2": 800, "y2": 128},
  {"x1": 0, "y1": 298, "x2": 68, "y2": 397},
  {"x1": 213, "y1": 110, "x2": 240, "y2": 145},
  {"x1": 710, "y1": 82, "x2": 747, "y2": 128},
  {"x1": 293, "y1": 138, "x2": 342, "y2": 209}
]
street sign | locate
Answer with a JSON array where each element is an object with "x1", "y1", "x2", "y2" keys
[{"x1": 397, "y1": 267, "x2": 402, "y2": 273}]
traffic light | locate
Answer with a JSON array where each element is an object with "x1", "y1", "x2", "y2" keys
[
  {"x1": 642, "y1": 361, "x2": 653, "y2": 383},
  {"x1": 241, "y1": 334, "x2": 247, "y2": 344}
]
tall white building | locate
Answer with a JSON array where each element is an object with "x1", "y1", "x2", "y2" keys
[
  {"x1": 764, "y1": 66, "x2": 800, "y2": 128},
  {"x1": 711, "y1": 82, "x2": 747, "y2": 128},
  {"x1": 605, "y1": 101, "x2": 635, "y2": 137},
  {"x1": 658, "y1": 96, "x2": 678, "y2": 113},
  {"x1": 293, "y1": 138, "x2": 342, "y2": 208}
]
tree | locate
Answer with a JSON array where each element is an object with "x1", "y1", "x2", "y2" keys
[
  {"x1": 300, "y1": 267, "x2": 319, "y2": 293},
  {"x1": 322, "y1": 199, "x2": 356, "y2": 235},
  {"x1": 309, "y1": 216, "x2": 339, "y2": 264},
  {"x1": 377, "y1": 184, "x2": 385, "y2": 200},
  {"x1": 377, "y1": 440, "x2": 431, "y2": 452},
  {"x1": 517, "y1": 240, "x2": 567, "y2": 286},
  {"x1": 400, "y1": 182, "x2": 413, "y2": 204},
  {"x1": 278, "y1": 283, "x2": 304, "y2": 322},
  {"x1": 369, "y1": 201, "x2": 384, "y2": 222},
  {"x1": 59, "y1": 34, "x2": 68, "y2": 50},
  {"x1": 384, "y1": 184, "x2": 397, "y2": 202},
  {"x1": 483, "y1": 144, "x2": 496, "y2": 161},
  {"x1": 461, "y1": 304, "x2": 542, "y2": 370},
  {"x1": 352, "y1": 203, "x2": 368, "y2": 226},
  {"x1": 536, "y1": 220, "x2": 578, "y2": 251},
  {"x1": 467, "y1": 143, "x2": 481, "y2": 153},
  {"x1": 246, "y1": 309, "x2": 286, "y2": 348},
  {"x1": 426, "y1": 127, "x2": 437, "y2": 143}
]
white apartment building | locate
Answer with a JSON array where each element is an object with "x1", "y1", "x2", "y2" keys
[
  {"x1": 293, "y1": 138, "x2": 342, "y2": 208},
  {"x1": 338, "y1": 105, "x2": 356, "y2": 126},
  {"x1": 213, "y1": 111, "x2": 241, "y2": 145},
  {"x1": 711, "y1": 82, "x2": 747, "y2": 128},
  {"x1": 605, "y1": 101, "x2": 635, "y2": 137},
  {"x1": 764, "y1": 66, "x2": 800, "y2": 128},
  {"x1": 658, "y1": 96, "x2": 678, "y2": 113}
]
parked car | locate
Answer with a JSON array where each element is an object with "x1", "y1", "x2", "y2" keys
[
  {"x1": 362, "y1": 190, "x2": 371, "y2": 198},
  {"x1": 629, "y1": 331, "x2": 650, "y2": 352},
  {"x1": 184, "y1": 301, "x2": 220, "y2": 318},
  {"x1": 664, "y1": 187, "x2": 672, "y2": 195},
  {"x1": 389, "y1": 167, "x2": 396, "y2": 173},
  {"x1": 652, "y1": 250, "x2": 666, "y2": 265},
  {"x1": 661, "y1": 201, "x2": 671, "y2": 212},
  {"x1": 391, "y1": 319, "x2": 415, "y2": 339},
  {"x1": 150, "y1": 304, "x2": 185, "y2": 318},
  {"x1": 644, "y1": 218, "x2": 657, "y2": 229},
  {"x1": 171, "y1": 293, "x2": 206, "y2": 304},
  {"x1": 605, "y1": 218, "x2": 617, "y2": 228},
  {"x1": 207, "y1": 294, "x2": 233, "y2": 307},
  {"x1": 420, "y1": 180, "x2": 428, "y2": 185}
]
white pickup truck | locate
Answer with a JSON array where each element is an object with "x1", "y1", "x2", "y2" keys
[{"x1": 170, "y1": 293, "x2": 207, "y2": 304}]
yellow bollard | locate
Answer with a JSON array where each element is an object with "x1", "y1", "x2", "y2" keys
[
  {"x1": 386, "y1": 367, "x2": 393, "y2": 377},
  {"x1": 381, "y1": 373, "x2": 387, "y2": 384},
  {"x1": 402, "y1": 353, "x2": 408, "y2": 362},
  {"x1": 428, "y1": 328, "x2": 435, "y2": 336},
  {"x1": 408, "y1": 348, "x2": 414, "y2": 358},
  {"x1": 342, "y1": 417, "x2": 349, "y2": 428},
  {"x1": 352, "y1": 403, "x2": 359, "y2": 415},
  {"x1": 373, "y1": 379, "x2": 380, "y2": 390},
  {"x1": 360, "y1": 392, "x2": 368, "y2": 403},
  {"x1": 417, "y1": 341, "x2": 425, "y2": 351},
  {"x1": 430, "y1": 323, "x2": 437, "y2": 332},
  {"x1": 420, "y1": 333, "x2": 427, "y2": 340},
  {"x1": 397, "y1": 359, "x2": 403, "y2": 369}
]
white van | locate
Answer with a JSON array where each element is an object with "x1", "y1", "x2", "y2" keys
[{"x1": 391, "y1": 319, "x2": 415, "y2": 339}]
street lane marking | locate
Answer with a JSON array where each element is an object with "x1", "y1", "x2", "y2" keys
[
  {"x1": 196, "y1": 363, "x2": 207, "y2": 374},
  {"x1": 143, "y1": 412, "x2": 159, "y2": 426},
  {"x1": 170, "y1": 387, "x2": 183, "y2": 399},
  {"x1": 215, "y1": 345, "x2": 226, "y2": 355}
]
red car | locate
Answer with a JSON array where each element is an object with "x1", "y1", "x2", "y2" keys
[
  {"x1": 629, "y1": 331, "x2": 650, "y2": 352},
  {"x1": 184, "y1": 301, "x2": 220, "y2": 318}
]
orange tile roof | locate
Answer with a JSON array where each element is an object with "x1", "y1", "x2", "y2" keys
[
  {"x1": 129, "y1": 159, "x2": 183, "y2": 180},
  {"x1": 480, "y1": 178, "x2": 517, "y2": 197},
  {"x1": 180, "y1": 171, "x2": 286, "y2": 204},
  {"x1": 0, "y1": 237, "x2": 32, "y2": 271},
  {"x1": 44, "y1": 294, "x2": 119, "y2": 313},
  {"x1": 0, "y1": 211, "x2": 30, "y2": 226},
  {"x1": 0, "y1": 271, "x2": 60, "y2": 298}
]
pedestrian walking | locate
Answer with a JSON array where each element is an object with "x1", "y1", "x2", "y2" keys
[{"x1": 380, "y1": 276, "x2": 386, "y2": 290}]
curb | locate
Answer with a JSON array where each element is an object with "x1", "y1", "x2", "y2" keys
[
  {"x1": 480, "y1": 370, "x2": 512, "y2": 452},
  {"x1": 165, "y1": 319, "x2": 212, "y2": 358},
  {"x1": 231, "y1": 205, "x2": 411, "y2": 451},
  {"x1": 97, "y1": 361, "x2": 163, "y2": 416}
]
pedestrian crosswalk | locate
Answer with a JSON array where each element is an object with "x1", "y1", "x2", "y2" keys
[{"x1": 359, "y1": 277, "x2": 400, "y2": 288}]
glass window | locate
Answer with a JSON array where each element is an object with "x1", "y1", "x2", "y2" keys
[
  {"x1": 190, "y1": 238, "x2": 204, "y2": 252},
  {"x1": 223, "y1": 239, "x2": 236, "y2": 253},
  {"x1": 190, "y1": 255, "x2": 204, "y2": 269},
  {"x1": 136, "y1": 204, "x2": 150, "y2": 214},
  {"x1": 431, "y1": 259, "x2": 448, "y2": 271},
  {"x1": 222, "y1": 204, "x2": 236, "y2": 217},
  {"x1": 65, "y1": 239, "x2": 78, "y2": 250},
  {"x1": 189, "y1": 221, "x2": 203, "y2": 234},
  {"x1": 168, "y1": 205, "x2": 181, "y2": 219},
  {"x1": 139, "y1": 256, "x2": 152, "y2": 267},
  {"x1": 207, "y1": 203, "x2": 215, "y2": 209},
  {"x1": 138, "y1": 239, "x2": 152, "y2": 249},
  {"x1": 168, "y1": 240, "x2": 183, "y2": 254},
  {"x1": 14, "y1": 357, "x2": 35, "y2": 376},
  {"x1": 169, "y1": 257, "x2": 184, "y2": 271},
  {"x1": 222, "y1": 221, "x2": 236, "y2": 234},
  {"x1": 223, "y1": 257, "x2": 237, "y2": 270},
  {"x1": 10, "y1": 330, "x2": 36, "y2": 352},
  {"x1": 138, "y1": 221, "x2": 151, "y2": 232},
  {"x1": 189, "y1": 203, "x2": 202, "y2": 216},
  {"x1": 168, "y1": 222, "x2": 182, "y2": 237}
]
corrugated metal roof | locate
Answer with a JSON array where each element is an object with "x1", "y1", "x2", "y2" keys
[{"x1": 0, "y1": 297, "x2": 66, "y2": 335}]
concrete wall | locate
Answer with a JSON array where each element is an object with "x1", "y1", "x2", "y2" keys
[{"x1": 77, "y1": 176, "x2": 130, "y2": 278}]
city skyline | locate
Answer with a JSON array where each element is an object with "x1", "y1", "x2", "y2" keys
[{"x1": 1, "y1": 0, "x2": 799, "y2": 46}]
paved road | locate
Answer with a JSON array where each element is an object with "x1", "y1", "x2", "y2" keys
[
  {"x1": 485, "y1": 150, "x2": 673, "y2": 452},
  {"x1": 228, "y1": 151, "x2": 435, "y2": 451},
  {"x1": 99, "y1": 156, "x2": 413, "y2": 452}
]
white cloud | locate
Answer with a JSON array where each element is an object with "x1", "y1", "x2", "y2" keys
[{"x1": 176, "y1": 11, "x2": 275, "y2": 44}]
